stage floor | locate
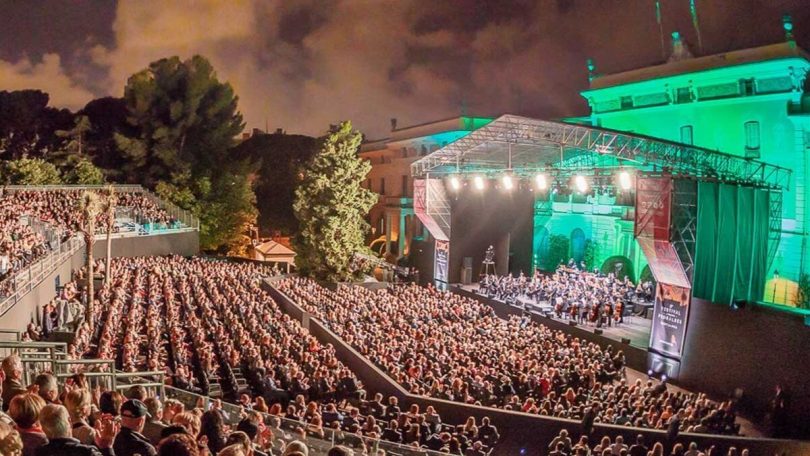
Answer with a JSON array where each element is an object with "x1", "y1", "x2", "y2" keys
[{"x1": 457, "y1": 283, "x2": 653, "y2": 349}]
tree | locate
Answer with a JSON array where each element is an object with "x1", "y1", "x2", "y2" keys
[
  {"x1": 293, "y1": 121, "x2": 377, "y2": 282},
  {"x1": 102, "y1": 186, "x2": 116, "y2": 286},
  {"x1": 0, "y1": 90, "x2": 74, "y2": 160},
  {"x1": 114, "y1": 55, "x2": 252, "y2": 251},
  {"x1": 2, "y1": 157, "x2": 62, "y2": 185},
  {"x1": 77, "y1": 191, "x2": 103, "y2": 333},
  {"x1": 65, "y1": 157, "x2": 105, "y2": 185}
]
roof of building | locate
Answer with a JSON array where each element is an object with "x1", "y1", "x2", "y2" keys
[
  {"x1": 254, "y1": 239, "x2": 296, "y2": 257},
  {"x1": 589, "y1": 42, "x2": 810, "y2": 90}
]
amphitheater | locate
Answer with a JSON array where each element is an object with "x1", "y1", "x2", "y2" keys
[{"x1": 1, "y1": 185, "x2": 807, "y2": 456}]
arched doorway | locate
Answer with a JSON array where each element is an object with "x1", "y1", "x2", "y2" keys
[
  {"x1": 570, "y1": 228, "x2": 586, "y2": 264},
  {"x1": 601, "y1": 255, "x2": 634, "y2": 281}
]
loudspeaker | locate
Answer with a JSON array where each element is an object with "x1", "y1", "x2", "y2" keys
[
  {"x1": 621, "y1": 337, "x2": 631, "y2": 344},
  {"x1": 594, "y1": 329, "x2": 603, "y2": 335},
  {"x1": 568, "y1": 320, "x2": 577, "y2": 326}
]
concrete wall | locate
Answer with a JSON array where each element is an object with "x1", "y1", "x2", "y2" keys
[
  {"x1": 679, "y1": 298, "x2": 810, "y2": 438},
  {"x1": 266, "y1": 282, "x2": 810, "y2": 455},
  {"x1": 91, "y1": 230, "x2": 199, "y2": 258}
]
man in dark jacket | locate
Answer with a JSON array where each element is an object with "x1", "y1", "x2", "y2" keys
[
  {"x1": 1, "y1": 355, "x2": 26, "y2": 411},
  {"x1": 36, "y1": 404, "x2": 116, "y2": 456},
  {"x1": 113, "y1": 400, "x2": 156, "y2": 456},
  {"x1": 581, "y1": 402, "x2": 600, "y2": 436}
]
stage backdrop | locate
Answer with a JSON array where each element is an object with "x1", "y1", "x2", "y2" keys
[{"x1": 693, "y1": 182, "x2": 769, "y2": 305}]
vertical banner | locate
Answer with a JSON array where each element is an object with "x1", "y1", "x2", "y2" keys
[
  {"x1": 635, "y1": 176, "x2": 673, "y2": 240},
  {"x1": 434, "y1": 239, "x2": 449, "y2": 284},
  {"x1": 650, "y1": 282, "x2": 691, "y2": 359}
]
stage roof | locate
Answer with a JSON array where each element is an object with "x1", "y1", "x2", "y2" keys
[{"x1": 410, "y1": 114, "x2": 791, "y2": 190}]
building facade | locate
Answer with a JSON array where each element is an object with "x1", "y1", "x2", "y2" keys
[
  {"x1": 581, "y1": 32, "x2": 810, "y2": 305},
  {"x1": 360, "y1": 116, "x2": 492, "y2": 260}
]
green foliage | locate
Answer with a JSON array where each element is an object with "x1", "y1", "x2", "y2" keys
[
  {"x1": 797, "y1": 273, "x2": 810, "y2": 309},
  {"x1": 115, "y1": 55, "x2": 253, "y2": 251},
  {"x1": 66, "y1": 157, "x2": 105, "y2": 185},
  {"x1": 2, "y1": 157, "x2": 63, "y2": 185},
  {"x1": 583, "y1": 239, "x2": 598, "y2": 270},
  {"x1": 541, "y1": 234, "x2": 570, "y2": 271},
  {"x1": 601, "y1": 255, "x2": 635, "y2": 281},
  {"x1": 114, "y1": 55, "x2": 244, "y2": 187},
  {"x1": 293, "y1": 121, "x2": 377, "y2": 282}
]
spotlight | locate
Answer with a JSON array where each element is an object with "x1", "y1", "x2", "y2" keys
[
  {"x1": 535, "y1": 174, "x2": 548, "y2": 190},
  {"x1": 574, "y1": 175, "x2": 588, "y2": 193},
  {"x1": 619, "y1": 171, "x2": 633, "y2": 190},
  {"x1": 647, "y1": 369, "x2": 654, "y2": 377},
  {"x1": 450, "y1": 176, "x2": 461, "y2": 191},
  {"x1": 473, "y1": 175, "x2": 485, "y2": 191},
  {"x1": 661, "y1": 374, "x2": 668, "y2": 383},
  {"x1": 502, "y1": 174, "x2": 514, "y2": 190}
]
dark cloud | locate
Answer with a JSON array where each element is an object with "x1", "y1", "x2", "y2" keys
[{"x1": 1, "y1": 0, "x2": 809, "y2": 137}]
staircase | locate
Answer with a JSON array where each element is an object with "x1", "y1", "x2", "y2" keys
[{"x1": 232, "y1": 366, "x2": 250, "y2": 394}]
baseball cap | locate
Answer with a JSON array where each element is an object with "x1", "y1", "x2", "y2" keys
[{"x1": 120, "y1": 399, "x2": 151, "y2": 419}]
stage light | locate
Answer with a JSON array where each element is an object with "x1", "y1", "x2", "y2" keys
[
  {"x1": 661, "y1": 374, "x2": 668, "y2": 382},
  {"x1": 502, "y1": 174, "x2": 514, "y2": 190},
  {"x1": 574, "y1": 175, "x2": 588, "y2": 193},
  {"x1": 449, "y1": 176, "x2": 461, "y2": 190},
  {"x1": 535, "y1": 174, "x2": 548, "y2": 190},
  {"x1": 619, "y1": 171, "x2": 633, "y2": 190},
  {"x1": 473, "y1": 175, "x2": 485, "y2": 190}
]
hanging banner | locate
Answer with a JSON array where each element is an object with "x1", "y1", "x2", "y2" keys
[
  {"x1": 434, "y1": 239, "x2": 449, "y2": 283},
  {"x1": 635, "y1": 176, "x2": 672, "y2": 240},
  {"x1": 649, "y1": 282, "x2": 691, "y2": 359}
]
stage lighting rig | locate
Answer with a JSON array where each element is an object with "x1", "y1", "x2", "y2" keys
[{"x1": 473, "y1": 175, "x2": 485, "y2": 191}]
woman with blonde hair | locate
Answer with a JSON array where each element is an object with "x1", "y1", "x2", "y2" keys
[
  {"x1": 8, "y1": 394, "x2": 46, "y2": 456},
  {"x1": 0, "y1": 421, "x2": 23, "y2": 456},
  {"x1": 64, "y1": 388, "x2": 95, "y2": 444},
  {"x1": 173, "y1": 411, "x2": 203, "y2": 437}
]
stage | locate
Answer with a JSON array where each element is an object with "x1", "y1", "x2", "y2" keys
[{"x1": 456, "y1": 283, "x2": 653, "y2": 350}]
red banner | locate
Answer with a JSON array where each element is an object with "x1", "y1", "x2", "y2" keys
[{"x1": 635, "y1": 176, "x2": 672, "y2": 240}]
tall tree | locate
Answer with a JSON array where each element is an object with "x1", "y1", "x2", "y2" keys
[
  {"x1": 114, "y1": 55, "x2": 254, "y2": 251},
  {"x1": 2, "y1": 157, "x2": 62, "y2": 185},
  {"x1": 293, "y1": 121, "x2": 377, "y2": 281},
  {"x1": 77, "y1": 191, "x2": 102, "y2": 333},
  {"x1": 0, "y1": 90, "x2": 74, "y2": 160},
  {"x1": 103, "y1": 186, "x2": 116, "y2": 286}
]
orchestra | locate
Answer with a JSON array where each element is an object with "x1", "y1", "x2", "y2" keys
[{"x1": 478, "y1": 260, "x2": 654, "y2": 328}]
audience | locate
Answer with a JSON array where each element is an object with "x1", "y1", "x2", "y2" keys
[{"x1": 277, "y1": 278, "x2": 739, "y2": 435}]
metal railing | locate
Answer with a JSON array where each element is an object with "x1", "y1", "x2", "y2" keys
[
  {"x1": 2, "y1": 184, "x2": 199, "y2": 230},
  {"x1": 162, "y1": 386, "x2": 447, "y2": 456},
  {"x1": 0, "y1": 235, "x2": 83, "y2": 316}
]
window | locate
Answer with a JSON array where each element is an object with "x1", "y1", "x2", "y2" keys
[
  {"x1": 420, "y1": 145, "x2": 428, "y2": 156},
  {"x1": 402, "y1": 175, "x2": 409, "y2": 196},
  {"x1": 680, "y1": 125, "x2": 693, "y2": 145},
  {"x1": 744, "y1": 121, "x2": 760, "y2": 158},
  {"x1": 620, "y1": 96, "x2": 633, "y2": 109},
  {"x1": 401, "y1": 147, "x2": 408, "y2": 158},
  {"x1": 675, "y1": 87, "x2": 691, "y2": 103},
  {"x1": 380, "y1": 178, "x2": 386, "y2": 195},
  {"x1": 740, "y1": 78, "x2": 755, "y2": 96}
]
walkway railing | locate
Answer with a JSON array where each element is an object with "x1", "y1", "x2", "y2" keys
[
  {"x1": 1, "y1": 184, "x2": 200, "y2": 230},
  {"x1": 0, "y1": 235, "x2": 83, "y2": 317},
  {"x1": 162, "y1": 386, "x2": 447, "y2": 456}
]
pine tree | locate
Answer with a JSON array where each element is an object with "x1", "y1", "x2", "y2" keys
[{"x1": 293, "y1": 121, "x2": 377, "y2": 282}]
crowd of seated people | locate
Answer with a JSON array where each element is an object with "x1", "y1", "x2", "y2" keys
[
  {"x1": 2, "y1": 354, "x2": 456, "y2": 456},
  {"x1": 0, "y1": 189, "x2": 177, "y2": 298},
  {"x1": 63, "y1": 256, "x2": 495, "y2": 454},
  {"x1": 545, "y1": 428, "x2": 749, "y2": 456},
  {"x1": 276, "y1": 279, "x2": 739, "y2": 436},
  {"x1": 478, "y1": 264, "x2": 654, "y2": 327}
]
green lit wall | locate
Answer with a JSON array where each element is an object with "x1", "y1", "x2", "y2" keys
[
  {"x1": 532, "y1": 195, "x2": 649, "y2": 282},
  {"x1": 579, "y1": 55, "x2": 810, "y2": 305}
]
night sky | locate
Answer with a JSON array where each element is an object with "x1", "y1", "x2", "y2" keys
[{"x1": 2, "y1": 0, "x2": 809, "y2": 138}]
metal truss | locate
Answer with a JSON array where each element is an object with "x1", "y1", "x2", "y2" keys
[
  {"x1": 413, "y1": 177, "x2": 451, "y2": 241},
  {"x1": 411, "y1": 114, "x2": 791, "y2": 190},
  {"x1": 670, "y1": 180, "x2": 698, "y2": 281},
  {"x1": 768, "y1": 190, "x2": 783, "y2": 270}
]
